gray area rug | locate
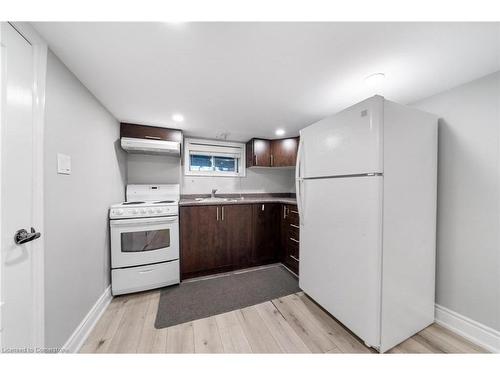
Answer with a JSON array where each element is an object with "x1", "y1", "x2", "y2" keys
[{"x1": 155, "y1": 265, "x2": 300, "y2": 329}]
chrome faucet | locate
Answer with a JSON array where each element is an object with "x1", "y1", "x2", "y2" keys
[{"x1": 211, "y1": 189, "x2": 218, "y2": 198}]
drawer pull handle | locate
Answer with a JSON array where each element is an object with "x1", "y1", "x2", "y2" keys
[
  {"x1": 144, "y1": 135, "x2": 162, "y2": 140},
  {"x1": 290, "y1": 224, "x2": 299, "y2": 229},
  {"x1": 290, "y1": 210, "x2": 299, "y2": 214},
  {"x1": 290, "y1": 255, "x2": 299, "y2": 262},
  {"x1": 289, "y1": 237, "x2": 299, "y2": 243},
  {"x1": 139, "y1": 269, "x2": 154, "y2": 274}
]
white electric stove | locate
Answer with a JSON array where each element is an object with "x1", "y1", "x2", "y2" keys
[{"x1": 109, "y1": 184, "x2": 180, "y2": 295}]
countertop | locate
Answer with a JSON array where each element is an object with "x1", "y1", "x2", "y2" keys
[{"x1": 179, "y1": 193, "x2": 297, "y2": 207}]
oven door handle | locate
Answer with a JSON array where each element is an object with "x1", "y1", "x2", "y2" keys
[{"x1": 110, "y1": 216, "x2": 178, "y2": 226}]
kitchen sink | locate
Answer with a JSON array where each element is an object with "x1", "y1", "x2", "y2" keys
[{"x1": 195, "y1": 197, "x2": 245, "y2": 203}]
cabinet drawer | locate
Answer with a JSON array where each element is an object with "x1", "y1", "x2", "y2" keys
[
  {"x1": 112, "y1": 260, "x2": 179, "y2": 296},
  {"x1": 284, "y1": 251, "x2": 299, "y2": 275},
  {"x1": 288, "y1": 226, "x2": 299, "y2": 241},
  {"x1": 285, "y1": 205, "x2": 299, "y2": 225},
  {"x1": 287, "y1": 236, "x2": 300, "y2": 252}
]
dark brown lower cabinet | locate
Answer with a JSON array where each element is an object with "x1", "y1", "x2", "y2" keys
[
  {"x1": 223, "y1": 204, "x2": 253, "y2": 269},
  {"x1": 180, "y1": 202, "x2": 298, "y2": 280},
  {"x1": 180, "y1": 204, "x2": 253, "y2": 279},
  {"x1": 252, "y1": 203, "x2": 281, "y2": 265},
  {"x1": 282, "y1": 204, "x2": 300, "y2": 275},
  {"x1": 180, "y1": 205, "x2": 227, "y2": 279}
]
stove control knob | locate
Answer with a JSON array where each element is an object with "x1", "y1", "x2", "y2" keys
[
  {"x1": 131, "y1": 209, "x2": 138, "y2": 214},
  {"x1": 147, "y1": 208, "x2": 153, "y2": 214},
  {"x1": 114, "y1": 209, "x2": 124, "y2": 216},
  {"x1": 156, "y1": 208, "x2": 162, "y2": 213},
  {"x1": 140, "y1": 208, "x2": 146, "y2": 214}
]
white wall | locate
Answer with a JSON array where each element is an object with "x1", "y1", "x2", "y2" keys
[
  {"x1": 126, "y1": 152, "x2": 296, "y2": 194},
  {"x1": 127, "y1": 154, "x2": 181, "y2": 185},
  {"x1": 43, "y1": 51, "x2": 126, "y2": 348},
  {"x1": 412, "y1": 71, "x2": 500, "y2": 331}
]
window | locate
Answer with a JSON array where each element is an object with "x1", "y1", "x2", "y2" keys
[
  {"x1": 189, "y1": 154, "x2": 238, "y2": 172},
  {"x1": 184, "y1": 138, "x2": 246, "y2": 177}
]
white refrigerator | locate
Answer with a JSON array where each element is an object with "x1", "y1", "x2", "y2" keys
[{"x1": 296, "y1": 95, "x2": 438, "y2": 352}]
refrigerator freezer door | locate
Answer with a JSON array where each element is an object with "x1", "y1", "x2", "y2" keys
[
  {"x1": 299, "y1": 176, "x2": 383, "y2": 348},
  {"x1": 298, "y1": 96, "x2": 383, "y2": 178}
]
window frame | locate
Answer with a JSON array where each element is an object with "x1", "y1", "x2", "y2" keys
[{"x1": 184, "y1": 138, "x2": 246, "y2": 177}]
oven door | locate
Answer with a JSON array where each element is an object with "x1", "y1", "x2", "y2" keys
[{"x1": 110, "y1": 215, "x2": 179, "y2": 268}]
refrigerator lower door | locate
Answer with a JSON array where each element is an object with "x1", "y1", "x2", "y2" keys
[{"x1": 299, "y1": 175, "x2": 383, "y2": 349}]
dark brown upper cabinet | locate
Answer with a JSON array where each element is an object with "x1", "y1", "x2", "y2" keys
[
  {"x1": 120, "y1": 122, "x2": 183, "y2": 143},
  {"x1": 271, "y1": 137, "x2": 299, "y2": 167},
  {"x1": 246, "y1": 137, "x2": 299, "y2": 168},
  {"x1": 246, "y1": 138, "x2": 272, "y2": 167}
]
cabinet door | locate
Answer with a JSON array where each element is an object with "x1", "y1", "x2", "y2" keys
[
  {"x1": 247, "y1": 138, "x2": 271, "y2": 167},
  {"x1": 220, "y1": 204, "x2": 253, "y2": 269},
  {"x1": 120, "y1": 122, "x2": 183, "y2": 142},
  {"x1": 252, "y1": 203, "x2": 280, "y2": 265},
  {"x1": 271, "y1": 137, "x2": 299, "y2": 167},
  {"x1": 180, "y1": 205, "x2": 227, "y2": 279}
]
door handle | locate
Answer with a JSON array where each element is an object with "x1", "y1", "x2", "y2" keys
[
  {"x1": 144, "y1": 135, "x2": 162, "y2": 140},
  {"x1": 14, "y1": 227, "x2": 41, "y2": 245}
]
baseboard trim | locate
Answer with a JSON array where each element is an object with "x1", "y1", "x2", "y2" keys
[
  {"x1": 435, "y1": 304, "x2": 500, "y2": 353},
  {"x1": 61, "y1": 286, "x2": 112, "y2": 353}
]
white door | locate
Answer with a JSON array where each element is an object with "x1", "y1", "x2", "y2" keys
[
  {"x1": 298, "y1": 175, "x2": 383, "y2": 348},
  {"x1": 298, "y1": 96, "x2": 384, "y2": 178},
  {"x1": 1, "y1": 23, "x2": 42, "y2": 350}
]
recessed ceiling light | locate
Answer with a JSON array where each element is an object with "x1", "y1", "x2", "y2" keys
[
  {"x1": 275, "y1": 129, "x2": 285, "y2": 136},
  {"x1": 364, "y1": 73, "x2": 386, "y2": 86},
  {"x1": 172, "y1": 113, "x2": 184, "y2": 122}
]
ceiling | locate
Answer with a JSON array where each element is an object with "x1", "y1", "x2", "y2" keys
[{"x1": 33, "y1": 22, "x2": 500, "y2": 141}]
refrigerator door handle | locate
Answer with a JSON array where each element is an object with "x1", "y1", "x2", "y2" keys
[
  {"x1": 295, "y1": 137, "x2": 303, "y2": 180},
  {"x1": 296, "y1": 178, "x2": 304, "y2": 226},
  {"x1": 295, "y1": 137, "x2": 304, "y2": 225}
]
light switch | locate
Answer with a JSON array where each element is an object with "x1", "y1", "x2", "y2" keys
[{"x1": 57, "y1": 153, "x2": 71, "y2": 175}]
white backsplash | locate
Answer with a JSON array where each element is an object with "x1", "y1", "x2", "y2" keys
[
  {"x1": 182, "y1": 168, "x2": 295, "y2": 195},
  {"x1": 126, "y1": 153, "x2": 295, "y2": 194}
]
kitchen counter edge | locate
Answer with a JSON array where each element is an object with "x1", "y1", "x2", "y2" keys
[{"x1": 179, "y1": 197, "x2": 297, "y2": 207}]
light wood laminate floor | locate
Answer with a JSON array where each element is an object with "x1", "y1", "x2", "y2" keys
[{"x1": 80, "y1": 289, "x2": 487, "y2": 354}]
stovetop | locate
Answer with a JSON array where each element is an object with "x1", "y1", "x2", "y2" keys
[
  {"x1": 110, "y1": 184, "x2": 180, "y2": 219},
  {"x1": 114, "y1": 200, "x2": 178, "y2": 207}
]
